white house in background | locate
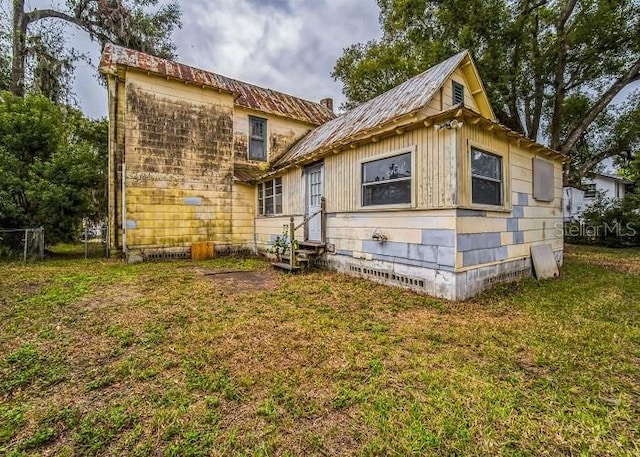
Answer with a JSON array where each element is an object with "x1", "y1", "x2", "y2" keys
[{"x1": 563, "y1": 172, "x2": 633, "y2": 221}]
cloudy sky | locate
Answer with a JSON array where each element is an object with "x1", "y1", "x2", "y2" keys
[
  {"x1": 56, "y1": 0, "x2": 382, "y2": 119},
  {"x1": 19, "y1": 0, "x2": 639, "y2": 120}
]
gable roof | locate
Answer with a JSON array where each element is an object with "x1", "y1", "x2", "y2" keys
[
  {"x1": 274, "y1": 50, "x2": 490, "y2": 168},
  {"x1": 593, "y1": 172, "x2": 633, "y2": 184},
  {"x1": 99, "y1": 44, "x2": 336, "y2": 126}
]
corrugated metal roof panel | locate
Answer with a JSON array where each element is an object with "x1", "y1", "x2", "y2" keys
[
  {"x1": 99, "y1": 43, "x2": 336, "y2": 126},
  {"x1": 274, "y1": 51, "x2": 469, "y2": 167},
  {"x1": 233, "y1": 164, "x2": 265, "y2": 183}
]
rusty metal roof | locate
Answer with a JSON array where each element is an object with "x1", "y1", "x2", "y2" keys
[
  {"x1": 99, "y1": 43, "x2": 336, "y2": 126},
  {"x1": 273, "y1": 50, "x2": 469, "y2": 167},
  {"x1": 233, "y1": 164, "x2": 266, "y2": 183}
]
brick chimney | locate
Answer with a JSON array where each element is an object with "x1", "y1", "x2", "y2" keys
[{"x1": 320, "y1": 97, "x2": 334, "y2": 112}]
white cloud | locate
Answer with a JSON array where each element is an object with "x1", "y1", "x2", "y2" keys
[
  {"x1": 66, "y1": 0, "x2": 381, "y2": 118},
  {"x1": 53, "y1": 0, "x2": 640, "y2": 120},
  {"x1": 175, "y1": 0, "x2": 381, "y2": 108}
]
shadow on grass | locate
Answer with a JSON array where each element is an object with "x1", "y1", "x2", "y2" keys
[{"x1": 46, "y1": 243, "x2": 107, "y2": 261}]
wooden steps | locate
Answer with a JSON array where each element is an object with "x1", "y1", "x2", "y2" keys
[
  {"x1": 271, "y1": 241, "x2": 326, "y2": 272},
  {"x1": 272, "y1": 262, "x2": 302, "y2": 272},
  {"x1": 297, "y1": 241, "x2": 325, "y2": 250}
]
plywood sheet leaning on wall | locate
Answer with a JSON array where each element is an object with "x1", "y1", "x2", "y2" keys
[{"x1": 531, "y1": 244, "x2": 560, "y2": 279}]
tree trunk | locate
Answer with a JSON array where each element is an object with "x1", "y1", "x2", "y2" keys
[
  {"x1": 549, "y1": 0, "x2": 578, "y2": 150},
  {"x1": 561, "y1": 56, "x2": 640, "y2": 155},
  {"x1": 529, "y1": 12, "x2": 544, "y2": 141},
  {"x1": 11, "y1": 0, "x2": 27, "y2": 96},
  {"x1": 9, "y1": 2, "x2": 103, "y2": 98}
]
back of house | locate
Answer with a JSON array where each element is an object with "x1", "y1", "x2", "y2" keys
[{"x1": 100, "y1": 44, "x2": 564, "y2": 300}]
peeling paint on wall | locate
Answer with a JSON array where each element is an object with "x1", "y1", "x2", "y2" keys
[
  {"x1": 123, "y1": 81, "x2": 235, "y2": 248},
  {"x1": 270, "y1": 130, "x2": 298, "y2": 158},
  {"x1": 127, "y1": 84, "x2": 234, "y2": 176}
]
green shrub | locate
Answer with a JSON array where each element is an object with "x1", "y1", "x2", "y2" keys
[{"x1": 566, "y1": 189, "x2": 640, "y2": 246}]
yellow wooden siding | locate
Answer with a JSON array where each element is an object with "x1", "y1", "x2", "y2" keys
[
  {"x1": 231, "y1": 183, "x2": 255, "y2": 245},
  {"x1": 233, "y1": 107, "x2": 315, "y2": 166},
  {"x1": 122, "y1": 70, "x2": 236, "y2": 249},
  {"x1": 254, "y1": 215, "x2": 305, "y2": 251},
  {"x1": 424, "y1": 69, "x2": 482, "y2": 115},
  {"x1": 458, "y1": 123, "x2": 512, "y2": 209},
  {"x1": 323, "y1": 126, "x2": 457, "y2": 213},
  {"x1": 456, "y1": 122, "x2": 563, "y2": 271}
]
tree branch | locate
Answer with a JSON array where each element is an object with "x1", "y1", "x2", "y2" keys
[
  {"x1": 25, "y1": 9, "x2": 85, "y2": 29},
  {"x1": 561, "y1": 57, "x2": 640, "y2": 154},
  {"x1": 25, "y1": 8, "x2": 113, "y2": 47}
]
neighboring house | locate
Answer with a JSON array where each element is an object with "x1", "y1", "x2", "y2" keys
[
  {"x1": 563, "y1": 173, "x2": 633, "y2": 221},
  {"x1": 100, "y1": 44, "x2": 565, "y2": 300}
]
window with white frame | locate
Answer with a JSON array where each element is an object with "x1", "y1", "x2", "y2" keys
[
  {"x1": 471, "y1": 148, "x2": 503, "y2": 206},
  {"x1": 258, "y1": 178, "x2": 282, "y2": 215},
  {"x1": 584, "y1": 183, "x2": 597, "y2": 198},
  {"x1": 249, "y1": 116, "x2": 267, "y2": 161},
  {"x1": 362, "y1": 152, "x2": 412, "y2": 206}
]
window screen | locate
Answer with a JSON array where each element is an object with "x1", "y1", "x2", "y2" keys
[
  {"x1": 362, "y1": 152, "x2": 412, "y2": 206},
  {"x1": 471, "y1": 148, "x2": 502, "y2": 206}
]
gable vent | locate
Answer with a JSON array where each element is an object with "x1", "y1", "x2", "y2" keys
[{"x1": 453, "y1": 81, "x2": 465, "y2": 105}]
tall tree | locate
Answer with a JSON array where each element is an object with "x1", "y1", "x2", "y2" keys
[
  {"x1": 10, "y1": 0, "x2": 181, "y2": 98},
  {"x1": 0, "y1": 92, "x2": 108, "y2": 242},
  {"x1": 333, "y1": 0, "x2": 640, "y2": 182}
]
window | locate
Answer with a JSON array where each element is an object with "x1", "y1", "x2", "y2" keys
[
  {"x1": 258, "y1": 178, "x2": 282, "y2": 215},
  {"x1": 584, "y1": 183, "x2": 597, "y2": 198},
  {"x1": 453, "y1": 81, "x2": 465, "y2": 105},
  {"x1": 362, "y1": 152, "x2": 412, "y2": 206},
  {"x1": 471, "y1": 148, "x2": 503, "y2": 206},
  {"x1": 249, "y1": 116, "x2": 267, "y2": 161}
]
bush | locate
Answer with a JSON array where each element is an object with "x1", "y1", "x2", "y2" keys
[
  {"x1": 565, "y1": 190, "x2": 640, "y2": 247},
  {"x1": 0, "y1": 92, "x2": 107, "y2": 243}
]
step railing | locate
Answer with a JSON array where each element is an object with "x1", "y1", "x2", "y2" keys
[{"x1": 287, "y1": 197, "x2": 326, "y2": 270}]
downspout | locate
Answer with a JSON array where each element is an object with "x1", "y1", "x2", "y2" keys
[
  {"x1": 122, "y1": 161, "x2": 127, "y2": 256},
  {"x1": 111, "y1": 74, "x2": 120, "y2": 255},
  {"x1": 116, "y1": 74, "x2": 127, "y2": 255}
]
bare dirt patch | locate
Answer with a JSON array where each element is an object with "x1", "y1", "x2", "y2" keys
[{"x1": 195, "y1": 267, "x2": 279, "y2": 293}]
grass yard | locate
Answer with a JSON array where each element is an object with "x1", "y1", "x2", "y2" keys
[{"x1": 0, "y1": 245, "x2": 638, "y2": 456}]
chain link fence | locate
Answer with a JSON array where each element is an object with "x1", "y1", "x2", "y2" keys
[
  {"x1": 0, "y1": 228, "x2": 45, "y2": 261},
  {"x1": 78, "y1": 221, "x2": 108, "y2": 259}
]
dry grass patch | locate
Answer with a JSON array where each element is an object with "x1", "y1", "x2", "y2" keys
[{"x1": 0, "y1": 245, "x2": 638, "y2": 456}]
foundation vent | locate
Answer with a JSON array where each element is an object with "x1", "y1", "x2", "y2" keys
[
  {"x1": 481, "y1": 268, "x2": 530, "y2": 287},
  {"x1": 349, "y1": 265, "x2": 425, "y2": 288},
  {"x1": 311, "y1": 257, "x2": 329, "y2": 269},
  {"x1": 215, "y1": 244, "x2": 254, "y2": 257},
  {"x1": 143, "y1": 249, "x2": 191, "y2": 261}
]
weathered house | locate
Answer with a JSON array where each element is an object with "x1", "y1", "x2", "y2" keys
[
  {"x1": 100, "y1": 44, "x2": 564, "y2": 300},
  {"x1": 563, "y1": 172, "x2": 633, "y2": 221}
]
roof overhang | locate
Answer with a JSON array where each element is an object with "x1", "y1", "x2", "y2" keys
[
  {"x1": 458, "y1": 53, "x2": 496, "y2": 122},
  {"x1": 431, "y1": 106, "x2": 566, "y2": 162},
  {"x1": 254, "y1": 106, "x2": 565, "y2": 182}
]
